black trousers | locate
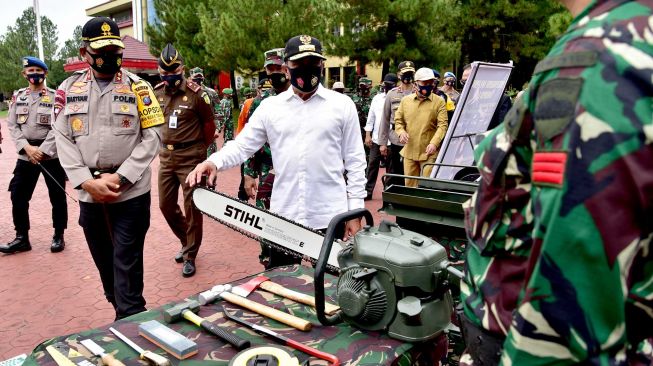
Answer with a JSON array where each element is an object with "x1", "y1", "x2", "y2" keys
[
  {"x1": 79, "y1": 192, "x2": 150, "y2": 319},
  {"x1": 8, "y1": 158, "x2": 67, "y2": 234},
  {"x1": 365, "y1": 143, "x2": 384, "y2": 194},
  {"x1": 386, "y1": 143, "x2": 405, "y2": 187}
]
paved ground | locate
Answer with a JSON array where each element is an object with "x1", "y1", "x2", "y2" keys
[{"x1": 0, "y1": 120, "x2": 391, "y2": 360}]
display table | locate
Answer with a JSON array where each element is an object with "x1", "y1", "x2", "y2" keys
[{"x1": 22, "y1": 265, "x2": 441, "y2": 365}]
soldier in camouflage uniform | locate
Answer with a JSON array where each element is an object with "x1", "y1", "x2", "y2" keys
[
  {"x1": 189, "y1": 67, "x2": 220, "y2": 157},
  {"x1": 461, "y1": 1, "x2": 653, "y2": 364},
  {"x1": 217, "y1": 88, "x2": 234, "y2": 143},
  {"x1": 350, "y1": 77, "x2": 373, "y2": 143},
  {"x1": 239, "y1": 48, "x2": 296, "y2": 269}
]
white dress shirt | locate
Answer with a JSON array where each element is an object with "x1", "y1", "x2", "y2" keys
[
  {"x1": 208, "y1": 84, "x2": 367, "y2": 229},
  {"x1": 364, "y1": 92, "x2": 387, "y2": 145}
]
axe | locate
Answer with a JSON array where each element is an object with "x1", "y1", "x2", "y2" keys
[
  {"x1": 198, "y1": 284, "x2": 312, "y2": 331},
  {"x1": 232, "y1": 276, "x2": 340, "y2": 315}
]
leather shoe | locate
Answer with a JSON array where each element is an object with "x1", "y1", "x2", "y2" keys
[
  {"x1": 182, "y1": 260, "x2": 196, "y2": 277},
  {"x1": 0, "y1": 234, "x2": 32, "y2": 254},
  {"x1": 174, "y1": 250, "x2": 183, "y2": 263},
  {"x1": 51, "y1": 235, "x2": 65, "y2": 253}
]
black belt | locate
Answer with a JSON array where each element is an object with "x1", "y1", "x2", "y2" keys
[
  {"x1": 163, "y1": 140, "x2": 202, "y2": 151},
  {"x1": 90, "y1": 167, "x2": 118, "y2": 177},
  {"x1": 27, "y1": 139, "x2": 45, "y2": 146},
  {"x1": 460, "y1": 314, "x2": 505, "y2": 366}
]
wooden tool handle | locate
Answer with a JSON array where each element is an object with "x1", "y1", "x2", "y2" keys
[
  {"x1": 101, "y1": 353, "x2": 126, "y2": 366},
  {"x1": 259, "y1": 281, "x2": 341, "y2": 315},
  {"x1": 221, "y1": 292, "x2": 312, "y2": 331},
  {"x1": 140, "y1": 351, "x2": 170, "y2": 366}
]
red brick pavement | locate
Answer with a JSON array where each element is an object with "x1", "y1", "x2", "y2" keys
[{"x1": 0, "y1": 120, "x2": 391, "y2": 360}]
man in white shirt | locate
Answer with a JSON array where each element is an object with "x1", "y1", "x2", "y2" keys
[
  {"x1": 363, "y1": 73, "x2": 397, "y2": 200},
  {"x1": 187, "y1": 35, "x2": 367, "y2": 239}
]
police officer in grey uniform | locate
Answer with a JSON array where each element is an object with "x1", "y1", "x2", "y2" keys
[
  {"x1": 1, "y1": 56, "x2": 67, "y2": 254},
  {"x1": 53, "y1": 17, "x2": 164, "y2": 320}
]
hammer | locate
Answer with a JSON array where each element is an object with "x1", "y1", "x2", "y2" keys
[
  {"x1": 163, "y1": 300, "x2": 250, "y2": 350},
  {"x1": 231, "y1": 275, "x2": 340, "y2": 315},
  {"x1": 198, "y1": 284, "x2": 312, "y2": 331}
]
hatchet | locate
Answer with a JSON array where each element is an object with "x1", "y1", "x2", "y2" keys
[{"x1": 231, "y1": 275, "x2": 340, "y2": 315}]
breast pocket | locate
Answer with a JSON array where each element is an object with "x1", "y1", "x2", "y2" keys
[
  {"x1": 64, "y1": 103, "x2": 89, "y2": 137},
  {"x1": 15, "y1": 106, "x2": 29, "y2": 125},
  {"x1": 111, "y1": 103, "x2": 139, "y2": 135},
  {"x1": 37, "y1": 106, "x2": 52, "y2": 126}
]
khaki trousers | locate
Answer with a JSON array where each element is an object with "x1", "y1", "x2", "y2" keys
[
  {"x1": 158, "y1": 143, "x2": 206, "y2": 261},
  {"x1": 403, "y1": 154, "x2": 437, "y2": 187}
]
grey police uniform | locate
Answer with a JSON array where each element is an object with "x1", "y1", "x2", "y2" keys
[
  {"x1": 6, "y1": 86, "x2": 67, "y2": 242},
  {"x1": 53, "y1": 68, "x2": 163, "y2": 319}
]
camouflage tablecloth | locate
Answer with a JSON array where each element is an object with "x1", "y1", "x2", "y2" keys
[{"x1": 23, "y1": 265, "x2": 432, "y2": 366}]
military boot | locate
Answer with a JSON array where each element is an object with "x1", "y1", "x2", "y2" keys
[
  {"x1": 0, "y1": 233, "x2": 32, "y2": 254},
  {"x1": 51, "y1": 231, "x2": 65, "y2": 253}
]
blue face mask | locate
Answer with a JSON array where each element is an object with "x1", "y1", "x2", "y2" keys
[
  {"x1": 418, "y1": 84, "x2": 434, "y2": 97},
  {"x1": 161, "y1": 73, "x2": 183, "y2": 88},
  {"x1": 26, "y1": 73, "x2": 45, "y2": 85}
]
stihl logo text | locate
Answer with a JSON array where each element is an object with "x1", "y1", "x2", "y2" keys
[{"x1": 224, "y1": 205, "x2": 263, "y2": 230}]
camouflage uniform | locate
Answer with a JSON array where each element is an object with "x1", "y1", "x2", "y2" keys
[
  {"x1": 350, "y1": 77, "x2": 373, "y2": 142},
  {"x1": 243, "y1": 88, "x2": 276, "y2": 209},
  {"x1": 461, "y1": 1, "x2": 653, "y2": 364},
  {"x1": 217, "y1": 92, "x2": 234, "y2": 143}
]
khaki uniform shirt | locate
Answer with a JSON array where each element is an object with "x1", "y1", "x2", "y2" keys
[
  {"x1": 7, "y1": 87, "x2": 57, "y2": 161},
  {"x1": 394, "y1": 93, "x2": 448, "y2": 161},
  {"x1": 154, "y1": 78, "x2": 214, "y2": 146},
  {"x1": 377, "y1": 86, "x2": 414, "y2": 146},
  {"x1": 53, "y1": 69, "x2": 163, "y2": 203}
]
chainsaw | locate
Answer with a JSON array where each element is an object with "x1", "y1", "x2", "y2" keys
[
  {"x1": 193, "y1": 186, "x2": 463, "y2": 343},
  {"x1": 192, "y1": 186, "x2": 342, "y2": 271}
]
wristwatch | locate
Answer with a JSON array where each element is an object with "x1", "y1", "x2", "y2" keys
[{"x1": 117, "y1": 173, "x2": 130, "y2": 186}]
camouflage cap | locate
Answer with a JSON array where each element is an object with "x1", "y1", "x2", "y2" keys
[
  {"x1": 359, "y1": 77, "x2": 372, "y2": 87},
  {"x1": 264, "y1": 48, "x2": 284, "y2": 67},
  {"x1": 189, "y1": 67, "x2": 204, "y2": 76}
]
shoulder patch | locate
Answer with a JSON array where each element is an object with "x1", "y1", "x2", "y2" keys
[
  {"x1": 186, "y1": 79, "x2": 201, "y2": 93},
  {"x1": 202, "y1": 92, "x2": 211, "y2": 104},
  {"x1": 54, "y1": 89, "x2": 66, "y2": 120}
]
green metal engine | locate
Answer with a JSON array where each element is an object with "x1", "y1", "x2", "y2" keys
[{"x1": 315, "y1": 211, "x2": 461, "y2": 343}]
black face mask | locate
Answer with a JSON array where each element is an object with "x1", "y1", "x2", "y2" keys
[
  {"x1": 269, "y1": 72, "x2": 288, "y2": 90},
  {"x1": 192, "y1": 76, "x2": 204, "y2": 84},
  {"x1": 288, "y1": 65, "x2": 321, "y2": 93},
  {"x1": 401, "y1": 72, "x2": 414, "y2": 84},
  {"x1": 417, "y1": 84, "x2": 434, "y2": 98},
  {"x1": 26, "y1": 73, "x2": 45, "y2": 85},
  {"x1": 161, "y1": 73, "x2": 183, "y2": 88},
  {"x1": 88, "y1": 52, "x2": 122, "y2": 75}
]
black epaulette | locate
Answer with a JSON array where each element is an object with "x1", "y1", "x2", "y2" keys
[{"x1": 186, "y1": 79, "x2": 201, "y2": 93}]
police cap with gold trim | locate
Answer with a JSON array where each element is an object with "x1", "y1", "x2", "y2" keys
[
  {"x1": 82, "y1": 17, "x2": 124, "y2": 50},
  {"x1": 284, "y1": 35, "x2": 326, "y2": 61},
  {"x1": 159, "y1": 43, "x2": 184, "y2": 72}
]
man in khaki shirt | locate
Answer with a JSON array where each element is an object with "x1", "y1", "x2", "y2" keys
[
  {"x1": 155, "y1": 43, "x2": 215, "y2": 277},
  {"x1": 53, "y1": 17, "x2": 164, "y2": 320},
  {"x1": 394, "y1": 67, "x2": 448, "y2": 187}
]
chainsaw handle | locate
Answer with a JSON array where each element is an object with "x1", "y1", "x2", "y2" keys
[{"x1": 314, "y1": 208, "x2": 374, "y2": 326}]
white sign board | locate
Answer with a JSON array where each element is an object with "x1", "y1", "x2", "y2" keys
[{"x1": 432, "y1": 62, "x2": 513, "y2": 180}]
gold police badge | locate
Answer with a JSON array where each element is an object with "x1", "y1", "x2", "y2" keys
[
  {"x1": 71, "y1": 117, "x2": 84, "y2": 132},
  {"x1": 299, "y1": 35, "x2": 312, "y2": 45},
  {"x1": 41, "y1": 95, "x2": 51, "y2": 103},
  {"x1": 120, "y1": 104, "x2": 130, "y2": 113},
  {"x1": 101, "y1": 22, "x2": 113, "y2": 36}
]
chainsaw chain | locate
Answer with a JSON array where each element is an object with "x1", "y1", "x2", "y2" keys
[{"x1": 195, "y1": 186, "x2": 341, "y2": 273}]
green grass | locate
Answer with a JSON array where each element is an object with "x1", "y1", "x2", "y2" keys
[{"x1": 0, "y1": 110, "x2": 7, "y2": 119}]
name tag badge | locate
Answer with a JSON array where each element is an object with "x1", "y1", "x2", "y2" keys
[{"x1": 169, "y1": 115, "x2": 178, "y2": 129}]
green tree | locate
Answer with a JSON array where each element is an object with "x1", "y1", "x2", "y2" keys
[
  {"x1": 438, "y1": 0, "x2": 566, "y2": 89},
  {"x1": 0, "y1": 7, "x2": 60, "y2": 95},
  {"x1": 328, "y1": 0, "x2": 460, "y2": 76}
]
